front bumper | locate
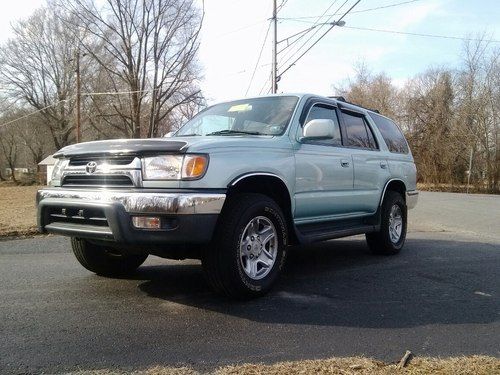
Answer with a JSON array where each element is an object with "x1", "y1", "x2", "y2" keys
[{"x1": 37, "y1": 188, "x2": 226, "y2": 244}]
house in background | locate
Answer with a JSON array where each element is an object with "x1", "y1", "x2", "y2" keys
[
  {"x1": 38, "y1": 155, "x2": 57, "y2": 185},
  {"x1": 4, "y1": 167, "x2": 37, "y2": 182}
]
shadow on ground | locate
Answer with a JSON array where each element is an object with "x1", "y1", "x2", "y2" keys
[{"x1": 136, "y1": 236, "x2": 499, "y2": 329}]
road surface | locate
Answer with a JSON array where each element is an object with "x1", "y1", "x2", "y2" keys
[{"x1": 0, "y1": 192, "x2": 498, "y2": 373}]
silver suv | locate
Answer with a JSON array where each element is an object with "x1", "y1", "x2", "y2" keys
[{"x1": 37, "y1": 94, "x2": 418, "y2": 298}]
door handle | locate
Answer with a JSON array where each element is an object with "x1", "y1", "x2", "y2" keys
[
  {"x1": 380, "y1": 161, "x2": 388, "y2": 169},
  {"x1": 340, "y1": 159, "x2": 350, "y2": 168}
]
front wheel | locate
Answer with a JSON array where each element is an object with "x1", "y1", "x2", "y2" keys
[
  {"x1": 71, "y1": 237, "x2": 148, "y2": 276},
  {"x1": 202, "y1": 193, "x2": 288, "y2": 299},
  {"x1": 366, "y1": 191, "x2": 407, "y2": 255}
]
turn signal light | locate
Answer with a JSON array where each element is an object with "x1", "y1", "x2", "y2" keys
[
  {"x1": 182, "y1": 155, "x2": 208, "y2": 179},
  {"x1": 132, "y1": 216, "x2": 161, "y2": 229}
]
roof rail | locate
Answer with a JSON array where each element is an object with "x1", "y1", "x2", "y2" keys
[
  {"x1": 327, "y1": 96, "x2": 380, "y2": 114},
  {"x1": 328, "y1": 96, "x2": 347, "y2": 102}
]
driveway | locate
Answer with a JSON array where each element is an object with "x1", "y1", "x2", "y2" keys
[{"x1": 0, "y1": 192, "x2": 498, "y2": 373}]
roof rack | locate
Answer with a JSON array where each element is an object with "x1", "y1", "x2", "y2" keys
[
  {"x1": 329, "y1": 96, "x2": 347, "y2": 102},
  {"x1": 327, "y1": 96, "x2": 380, "y2": 113}
]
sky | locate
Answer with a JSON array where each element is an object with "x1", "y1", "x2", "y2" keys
[{"x1": 1, "y1": 0, "x2": 499, "y2": 104}]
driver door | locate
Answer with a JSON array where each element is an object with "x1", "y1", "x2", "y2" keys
[{"x1": 294, "y1": 102, "x2": 354, "y2": 222}]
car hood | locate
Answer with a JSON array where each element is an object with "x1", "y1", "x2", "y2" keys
[
  {"x1": 171, "y1": 135, "x2": 290, "y2": 152},
  {"x1": 53, "y1": 136, "x2": 288, "y2": 158}
]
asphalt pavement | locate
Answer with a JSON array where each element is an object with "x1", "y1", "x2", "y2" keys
[{"x1": 0, "y1": 192, "x2": 499, "y2": 374}]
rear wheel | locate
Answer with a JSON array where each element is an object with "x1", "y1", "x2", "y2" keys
[
  {"x1": 202, "y1": 193, "x2": 288, "y2": 299},
  {"x1": 71, "y1": 237, "x2": 148, "y2": 276},
  {"x1": 366, "y1": 191, "x2": 407, "y2": 255}
]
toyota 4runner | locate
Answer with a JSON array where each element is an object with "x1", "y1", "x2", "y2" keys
[{"x1": 37, "y1": 94, "x2": 418, "y2": 298}]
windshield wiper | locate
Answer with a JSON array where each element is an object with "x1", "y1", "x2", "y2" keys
[
  {"x1": 176, "y1": 133, "x2": 200, "y2": 137},
  {"x1": 206, "y1": 129, "x2": 264, "y2": 136}
]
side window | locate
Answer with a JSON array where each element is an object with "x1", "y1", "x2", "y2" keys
[
  {"x1": 369, "y1": 112, "x2": 409, "y2": 154},
  {"x1": 341, "y1": 111, "x2": 378, "y2": 150},
  {"x1": 304, "y1": 104, "x2": 342, "y2": 146}
]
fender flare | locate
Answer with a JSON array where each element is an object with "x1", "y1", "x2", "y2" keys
[
  {"x1": 379, "y1": 178, "x2": 407, "y2": 206},
  {"x1": 228, "y1": 172, "x2": 288, "y2": 187}
]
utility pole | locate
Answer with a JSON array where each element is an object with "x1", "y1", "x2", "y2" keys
[
  {"x1": 75, "y1": 49, "x2": 82, "y2": 143},
  {"x1": 271, "y1": 0, "x2": 278, "y2": 94},
  {"x1": 466, "y1": 147, "x2": 473, "y2": 194}
]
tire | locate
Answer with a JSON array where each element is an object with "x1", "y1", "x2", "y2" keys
[
  {"x1": 71, "y1": 237, "x2": 148, "y2": 276},
  {"x1": 366, "y1": 191, "x2": 407, "y2": 255},
  {"x1": 202, "y1": 193, "x2": 288, "y2": 299}
]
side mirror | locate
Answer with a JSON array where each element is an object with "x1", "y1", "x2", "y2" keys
[
  {"x1": 301, "y1": 119, "x2": 334, "y2": 141},
  {"x1": 164, "y1": 131, "x2": 174, "y2": 138}
]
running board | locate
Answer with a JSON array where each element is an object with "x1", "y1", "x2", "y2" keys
[{"x1": 294, "y1": 217, "x2": 380, "y2": 244}]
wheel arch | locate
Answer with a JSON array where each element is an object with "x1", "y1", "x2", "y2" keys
[
  {"x1": 226, "y1": 173, "x2": 298, "y2": 244},
  {"x1": 380, "y1": 179, "x2": 407, "y2": 206}
]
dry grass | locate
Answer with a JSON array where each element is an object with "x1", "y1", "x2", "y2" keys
[
  {"x1": 0, "y1": 183, "x2": 41, "y2": 237},
  {"x1": 65, "y1": 356, "x2": 499, "y2": 375},
  {"x1": 417, "y1": 182, "x2": 499, "y2": 195}
]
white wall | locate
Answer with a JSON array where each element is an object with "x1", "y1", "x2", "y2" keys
[{"x1": 46, "y1": 165, "x2": 54, "y2": 185}]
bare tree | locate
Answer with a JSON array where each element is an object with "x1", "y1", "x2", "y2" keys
[
  {"x1": 456, "y1": 36, "x2": 500, "y2": 192},
  {"x1": 0, "y1": 7, "x2": 80, "y2": 149},
  {"x1": 18, "y1": 118, "x2": 52, "y2": 165},
  {"x1": 401, "y1": 68, "x2": 461, "y2": 184},
  {"x1": 62, "y1": 0, "x2": 205, "y2": 138},
  {"x1": 0, "y1": 148, "x2": 6, "y2": 181},
  {"x1": 334, "y1": 61, "x2": 398, "y2": 119},
  {"x1": 0, "y1": 126, "x2": 19, "y2": 183}
]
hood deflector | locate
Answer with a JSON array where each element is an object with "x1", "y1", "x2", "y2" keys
[{"x1": 54, "y1": 139, "x2": 188, "y2": 158}]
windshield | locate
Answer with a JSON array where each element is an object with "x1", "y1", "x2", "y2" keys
[{"x1": 174, "y1": 96, "x2": 299, "y2": 137}]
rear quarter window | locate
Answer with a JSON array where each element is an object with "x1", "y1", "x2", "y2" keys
[{"x1": 369, "y1": 113, "x2": 409, "y2": 154}]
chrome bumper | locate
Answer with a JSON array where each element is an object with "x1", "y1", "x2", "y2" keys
[
  {"x1": 37, "y1": 188, "x2": 226, "y2": 244},
  {"x1": 406, "y1": 190, "x2": 419, "y2": 210},
  {"x1": 36, "y1": 188, "x2": 226, "y2": 215}
]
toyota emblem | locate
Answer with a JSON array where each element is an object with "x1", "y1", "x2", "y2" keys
[{"x1": 85, "y1": 161, "x2": 98, "y2": 174}]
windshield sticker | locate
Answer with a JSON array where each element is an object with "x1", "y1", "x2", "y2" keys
[{"x1": 228, "y1": 104, "x2": 252, "y2": 112}]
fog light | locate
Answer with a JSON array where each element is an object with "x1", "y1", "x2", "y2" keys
[{"x1": 132, "y1": 216, "x2": 161, "y2": 229}]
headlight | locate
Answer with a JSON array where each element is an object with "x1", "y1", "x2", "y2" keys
[
  {"x1": 142, "y1": 154, "x2": 208, "y2": 180},
  {"x1": 51, "y1": 158, "x2": 69, "y2": 181}
]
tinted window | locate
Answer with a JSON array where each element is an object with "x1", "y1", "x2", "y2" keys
[
  {"x1": 369, "y1": 112, "x2": 409, "y2": 154},
  {"x1": 304, "y1": 104, "x2": 342, "y2": 146},
  {"x1": 342, "y1": 111, "x2": 377, "y2": 149}
]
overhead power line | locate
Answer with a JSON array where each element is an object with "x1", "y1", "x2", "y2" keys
[
  {"x1": 278, "y1": 24, "x2": 320, "y2": 54},
  {"x1": 82, "y1": 89, "x2": 153, "y2": 96},
  {"x1": 343, "y1": 26, "x2": 500, "y2": 43},
  {"x1": 258, "y1": 72, "x2": 272, "y2": 95},
  {"x1": 212, "y1": 20, "x2": 266, "y2": 39},
  {"x1": 0, "y1": 100, "x2": 68, "y2": 129},
  {"x1": 281, "y1": 0, "x2": 420, "y2": 20},
  {"x1": 277, "y1": 0, "x2": 289, "y2": 12},
  {"x1": 278, "y1": 0, "x2": 343, "y2": 66},
  {"x1": 246, "y1": 21, "x2": 272, "y2": 96},
  {"x1": 0, "y1": 89, "x2": 159, "y2": 129},
  {"x1": 278, "y1": 0, "x2": 361, "y2": 78}
]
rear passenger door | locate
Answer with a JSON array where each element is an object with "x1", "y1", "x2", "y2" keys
[
  {"x1": 339, "y1": 108, "x2": 390, "y2": 214},
  {"x1": 368, "y1": 112, "x2": 416, "y2": 191}
]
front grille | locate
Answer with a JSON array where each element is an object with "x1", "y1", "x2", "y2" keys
[
  {"x1": 62, "y1": 175, "x2": 133, "y2": 187},
  {"x1": 69, "y1": 155, "x2": 136, "y2": 166},
  {"x1": 46, "y1": 206, "x2": 108, "y2": 227}
]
